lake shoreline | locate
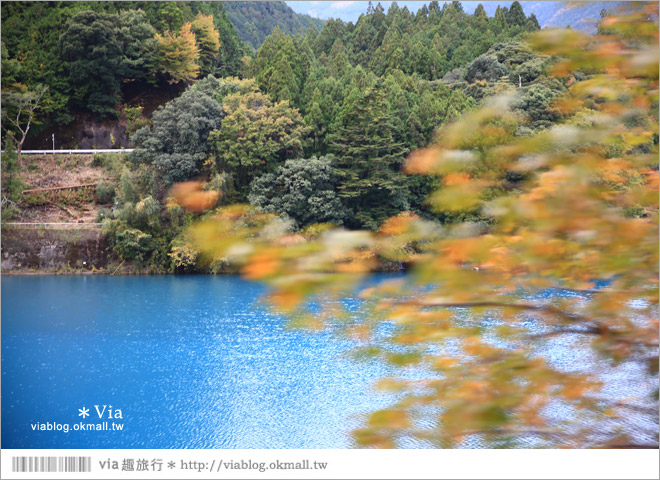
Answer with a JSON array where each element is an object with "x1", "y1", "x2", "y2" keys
[{"x1": 1, "y1": 261, "x2": 406, "y2": 276}]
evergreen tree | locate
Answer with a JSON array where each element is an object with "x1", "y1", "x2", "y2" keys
[
  {"x1": 59, "y1": 10, "x2": 123, "y2": 116},
  {"x1": 129, "y1": 79, "x2": 227, "y2": 184},
  {"x1": 158, "y1": 3, "x2": 184, "y2": 32},
  {"x1": 255, "y1": 27, "x2": 307, "y2": 107},
  {"x1": 527, "y1": 13, "x2": 541, "y2": 31},
  {"x1": 116, "y1": 10, "x2": 158, "y2": 85},
  {"x1": 493, "y1": 6, "x2": 509, "y2": 34},
  {"x1": 328, "y1": 39, "x2": 351, "y2": 78},
  {"x1": 314, "y1": 18, "x2": 346, "y2": 56},
  {"x1": 506, "y1": 1, "x2": 528, "y2": 27},
  {"x1": 268, "y1": 54, "x2": 298, "y2": 103},
  {"x1": 304, "y1": 87, "x2": 326, "y2": 153},
  {"x1": 329, "y1": 82, "x2": 410, "y2": 230}
]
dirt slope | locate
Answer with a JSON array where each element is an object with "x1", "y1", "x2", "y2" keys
[{"x1": 13, "y1": 154, "x2": 109, "y2": 224}]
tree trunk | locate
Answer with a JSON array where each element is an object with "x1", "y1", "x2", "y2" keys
[{"x1": 15, "y1": 130, "x2": 28, "y2": 168}]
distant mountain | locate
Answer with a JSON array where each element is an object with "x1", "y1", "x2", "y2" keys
[
  {"x1": 516, "y1": 1, "x2": 626, "y2": 33},
  {"x1": 286, "y1": 1, "x2": 625, "y2": 34},
  {"x1": 223, "y1": 1, "x2": 325, "y2": 50}
]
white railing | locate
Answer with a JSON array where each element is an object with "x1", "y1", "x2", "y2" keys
[{"x1": 0, "y1": 149, "x2": 134, "y2": 155}]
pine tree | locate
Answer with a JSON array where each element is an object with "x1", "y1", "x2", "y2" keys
[
  {"x1": 329, "y1": 82, "x2": 410, "y2": 230},
  {"x1": 429, "y1": 34, "x2": 447, "y2": 79},
  {"x1": 527, "y1": 13, "x2": 541, "y2": 31},
  {"x1": 304, "y1": 87, "x2": 326, "y2": 153},
  {"x1": 506, "y1": 1, "x2": 527, "y2": 27},
  {"x1": 268, "y1": 54, "x2": 298, "y2": 103},
  {"x1": 328, "y1": 39, "x2": 351, "y2": 78}
]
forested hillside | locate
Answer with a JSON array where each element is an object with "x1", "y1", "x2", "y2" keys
[
  {"x1": 4, "y1": 1, "x2": 571, "y2": 272},
  {"x1": 1, "y1": 1, "x2": 247, "y2": 125},
  {"x1": 224, "y1": 1, "x2": 325, "y2": 50}
]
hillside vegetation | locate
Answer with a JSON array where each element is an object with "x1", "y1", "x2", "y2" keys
[
  {"x1": 3, "y1": 1, "x2": 559, "y2": 272},
  {"x1": 1, "y1": 1, "x2": 247, "y2": 124},
  {"x1": 3, "y1": 1, "x2": 642, "y2": 275},
  {"x1": 224, "y1": 1, "x2": 325, "y2": 50}
]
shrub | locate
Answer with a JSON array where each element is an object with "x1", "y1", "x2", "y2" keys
[
  {"x1": 248, "y1": 156, "x2": 346, "y2": 229},
  {"x1": 92, "y1": 153, "x2": 126, "y2": 177},
  {"x1": 465, "y1": 54, "x2": 507, "y2": 83},
  {"x1": 124, "y1": 105, "x2": 149, "y2": 134},
  {"x1": 168, "y1": 238, "x2": 198, "y2": 271},
  {"x1": 114, "y1": 227, "x2": 152, "y2": 262},
  {"x1": 96, "y1": 207, "x2": 113, "y2": 222},
  {"x1": 96, "y1": 182, "x2": 116, "y2": 204}
]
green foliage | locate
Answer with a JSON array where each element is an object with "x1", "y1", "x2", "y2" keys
[
  {"x1": 96, "y1": 207, "x2": 113, "y2": 222},
  {"x1": 209, "y1": 87, "x2": 309, "y2": 197},
  {"x1": 59, "y1": 10, "x2": 155, "y2": 117},
  {"x1": 92, "y1": 153, "x2": 126, "y2": 179},
  {"x1": 118, "y1": 167, "x2": 139, "y2": 205},
  {"x1": 329, "y1": 82, "x2": 411, "y2": 230},
  {"x1": 253, "y1": 26, "x2": 314, "y2": 109},
  {"x1": 465, "y1": 54, "x2": 507, "y2": 83},
  {"x1": 129, "y1": 78, "x2": 227, "y2": 184},
  {"x1": 103, "y1": 164, "x2": 169, "y2": 269},
  {"x1": 1, "y1": 41, "x2": 20, "y2": 89},
  {"x1": 135, "y1": 195, "x2": 161, "y2": 230},
  {"x1": 157, "y1": 3, "x2": 184, "y2": 32},
  {"x1": 0, "y1": 0, "x2": 605, "y2": 273},
  {"x1": 0, "y1": 142, "x2": 26, "y2": 219},
  {"x1": 95, "y1": 181, "x2": 116, "y2": 204},
  {"x1": 514, "y1": 81, "x2": 565, "y2": 129},
  {"x1": 0, "y1": 84, "x2": 48, "y2": 163},
  {"x1": 123, "y1": 105, "x2": 148, "y2": 134},
  {"x1": 1, "y1": 1, "x2": 247, "y2": 123},
  {"x1": 113, "y1": 226, "x2": 153, "y2": 262},
  {"x1": 222, "y1": 1, "x2": 324, "y2": 50},
  {"x1": 299, "y1": 0, "x2": 539, "y2": 82},
  {"x1": 506, "y1": 1, "x2": 528, "y2": 27},
  {"x1": 2, "y1": 2, "x2": 88, "y2": 123},
  {"x1": 248, "y1": 156, "x2": 346, "y2": 229},
  {"x1": 115, "y1": 9, "x2": 158, "y2": 84}
]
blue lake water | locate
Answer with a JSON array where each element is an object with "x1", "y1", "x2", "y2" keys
[
  {"x1": 2, "y1": 275, "x2": 656, "y2": 449},
  {"x1": 1, "y1": 274, "x2": 398, "y2": 449}
]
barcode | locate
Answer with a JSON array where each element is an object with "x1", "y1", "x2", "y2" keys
[{"x1": 11, "y1": 456, "x2": 92, "y2": 473}]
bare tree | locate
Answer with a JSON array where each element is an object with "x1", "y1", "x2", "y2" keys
[{"x1": 1, "y1": 85, "x2": 48, "y2": 166}]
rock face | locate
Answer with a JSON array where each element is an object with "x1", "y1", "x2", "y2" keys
[
  {"x1": 23, "y1": 115, "x2": 130, "y2": 150},
  {"x1": 1, "y1": 226, "x2": 109, "y2": 272}
]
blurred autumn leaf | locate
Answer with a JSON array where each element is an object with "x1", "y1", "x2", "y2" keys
[
  {"x1": 182, "y1": 4, "x2": 659, "y2": 449},
  {"x1": 169, "y1": 181, "x2": 221, "y2": 213}
]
